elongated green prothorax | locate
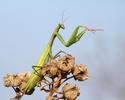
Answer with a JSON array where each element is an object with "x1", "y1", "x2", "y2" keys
[{"x1": 24, "y1": 23, "x2": 101, "y2": 94}]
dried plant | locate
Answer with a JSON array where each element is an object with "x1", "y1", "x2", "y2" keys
[{"x1": 4, "y1": 54, "x2": 89, "y2": 100}]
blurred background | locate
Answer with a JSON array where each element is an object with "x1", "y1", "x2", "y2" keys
[{"x1": 0, "y1": 0, "x2": 125, "y2": 100}]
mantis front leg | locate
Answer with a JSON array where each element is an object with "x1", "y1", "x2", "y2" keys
[{"x1": 55, "y1": 26, "x2": 90, "y2": 47}]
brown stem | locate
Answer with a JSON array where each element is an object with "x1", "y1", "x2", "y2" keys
[
  {"x1": 40, "y1": 81, "x2": 56, "y2": 90},
  {"x1": 61, "y1": 76, "x2": 74, "y2": 85},
  {"x1": 55, "y1": 90, "x2": 63, "y2": 94},
  {"x1": 49, "y1": 71, "x2": 62, "y2": 96}
]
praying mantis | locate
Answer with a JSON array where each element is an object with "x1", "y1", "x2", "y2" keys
[{"x1": 24, "y1": 23, "x2": 102, "y2": 94}]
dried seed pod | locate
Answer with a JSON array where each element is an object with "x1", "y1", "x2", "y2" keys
[
  {"x1": 58, "y1": 54, "x2": 75, "y2": 72},
  {"x1": 41, "y1": 64, "x2": 58, "y2": 78},
  {"x1": 4, "y1": 74, "x2": 21, "y2": 87},
  {"x1": 17, "y1": 71, "x2": 31, "y2": 82},
  {"x1": 62, "y1": 83, "x2": 80, "y2": 100},
  {"x1": 24, "y1": 71, "x2": 31, "y2": 82},
  {"x1": 4, "y1": 71, "x2": 31, "y2": 87},
  {"x1": 13, "y1": 77, "x2": 22, "y2": 86},
  {"x1": 16, "y1": 72, "x2": 26, "y2": 80},
  {"x1": 19, "y1": 82, "x2": 27, "y2": 90},
  {"x1": 49, "y1": 59, "x2": 58, "y2": 66},
  {"x1": 4, "y1": 71, "x2": 34, "y2": 95},
  {"x1": 4, "y1": 73, "x2": 15, "y2": 87},
  {"x1": 72, "y1": 64, "x2": 89, "y2": 81}
]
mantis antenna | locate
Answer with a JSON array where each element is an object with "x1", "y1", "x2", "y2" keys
[{"x1": 61, "y1": 9, "x2": 70, "y2": 24}]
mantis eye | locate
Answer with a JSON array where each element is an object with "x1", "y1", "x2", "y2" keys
[{"x1": 59, "y1": 23, "x2": 65, "y2": 29}]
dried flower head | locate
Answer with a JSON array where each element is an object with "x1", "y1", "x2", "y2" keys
[
  {"x1": 4, "y1": 73, "x2": 15, "y2": 87},
  {"x1": 72, "y1": 64, "x2": 89, "y2": 81},
  {"x1": 49, "y1": 59, "x2": 58, "y2": 66},
  {"x1": 4, "y1": 71, "x2": 31, "y2": 87},
  {"x1": 41, "y1": 63, "x2": 58, "y2": 78},
  {"x1": 62, "y1": 83, "x2": 80, "y2": 100},
  {"x1": 58, "y1": 54, "x2": 75, "y2": 72},
  {"x1": 3, "y1": 71, "x2": 34, "y2": 95}
]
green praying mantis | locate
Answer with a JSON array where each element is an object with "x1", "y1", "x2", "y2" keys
[{"x1": 24, "y1": 23, "x2": 103, "y2": 94}]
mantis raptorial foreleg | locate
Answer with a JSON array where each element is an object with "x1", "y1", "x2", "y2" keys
[
  {"x1": 55, "y1": 26, "x2": 89, "y2": 47},
  {"x1": 56, "y1": 25, "x2": 104, "y2": 47}
]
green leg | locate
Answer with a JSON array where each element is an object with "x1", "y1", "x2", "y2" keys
[
  {"x1": 32, "y1": 66, "x2": 41, "y2": 69},
  {"x1": 32, "y1": 51, "x2": 53, "y2": 70},
  {"x1": 55, "y1": 26, "x2": 88, "y2": 47},
  {"x1": 31, "y1": 66, "x2": 43, "y2": 79},
  {"x1": 48, "y1": 51, "x2": 53, "y2": 59},
  {"x1": 53, "y1": 50, "x2": 67, "y2": 59}
]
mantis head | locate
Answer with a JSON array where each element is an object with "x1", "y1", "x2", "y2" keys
[{"x1": 59, "y1": 23, "x2": 65, "y2": 29}]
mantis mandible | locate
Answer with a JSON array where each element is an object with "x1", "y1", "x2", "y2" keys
[{"x1": 24, "y1": 23, "x2": 102, "y2": 94}]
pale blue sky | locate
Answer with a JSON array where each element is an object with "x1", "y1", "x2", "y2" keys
[{"x1": 0, "y1": 0, "x2": 125, "y2": 100}]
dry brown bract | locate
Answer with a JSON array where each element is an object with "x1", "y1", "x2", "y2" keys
[
  {"x1": 4, "y1": 71, "x2": 34, "y2": 95},
  {"x1": 72, "y1": 64, "x2": 89, "y2": 81},
  {"x1": 41, "y1": 60, "x2": 58, "y2": 78},
  {"x1": 4, "y1": 71, "x2": 30, "y2": 88},
  {"x1": 58, "y1": 54, "x2": 75, "y2": 72},
  {"x1": 62, "y1": 83, "x2": 80, "y2": 100}
]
